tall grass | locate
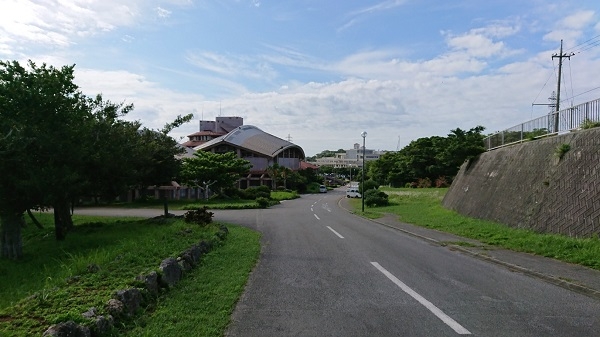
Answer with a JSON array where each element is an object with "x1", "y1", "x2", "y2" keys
[{"x1": 358, "y1": 188, "x2": 600, "y2": 270}]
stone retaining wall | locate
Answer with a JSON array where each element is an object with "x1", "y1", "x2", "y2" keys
[{"x1": 442, "y1": 127, "x2": 600, "y2": 238}]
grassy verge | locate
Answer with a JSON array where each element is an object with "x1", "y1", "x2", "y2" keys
[
  {"x1": 81, "y1": 190, "x2": 300, "y2": 211},
  {"x1": 123, "y1": 225, "x2": 261, "y2": 336},
  {"x1": 0, "y1": 213, "x2": 261, "y2": 336},
  {"x1": 354, "y1": 187, "x2": 600, "y2": 270}
]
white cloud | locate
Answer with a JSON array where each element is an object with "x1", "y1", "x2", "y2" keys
[
  {"x1": 156, "y1": 7, "x2": 172, "y2": 18},
  {"x1": 543, "y1": 10, "x2": 596, "y2": 42}
]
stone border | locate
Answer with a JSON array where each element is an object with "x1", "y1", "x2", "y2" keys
[{"x1": 42, "y1": 224, "x2": 229, "y2": 337}]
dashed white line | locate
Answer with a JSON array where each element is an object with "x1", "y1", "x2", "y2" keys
[
  {"x1": 326, "y1": 226, "x2": 344, "y2": 239},
  {"x1": 371, "y1": 262, "x2": 471, "y2": 335},
  {"x1": 314, "y1": 214, "x2": 320, "y2": 220}
]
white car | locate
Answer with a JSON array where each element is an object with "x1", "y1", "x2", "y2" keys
[
  {"x1": 346, "y1": 188, "x2": 361, "y2": 198},
  {"x1": 319, "y1": 185, "x2": 327, "y2": 193}
]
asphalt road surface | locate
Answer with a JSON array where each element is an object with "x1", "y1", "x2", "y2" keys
[{"x1": 74, "y1": 191, "x2": 600, "y2": 336}]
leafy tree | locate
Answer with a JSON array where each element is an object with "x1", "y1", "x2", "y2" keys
[
  {"x1": 0, "y1": 60, "x2": 191, "y2": 258},
  {"x1": 180, "y1": 151, "x2": 251, "y2": 199}
]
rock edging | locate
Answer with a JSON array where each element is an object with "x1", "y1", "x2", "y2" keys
[{"x1": 42, "y1": 224, "x2": 229, "y2": 337}]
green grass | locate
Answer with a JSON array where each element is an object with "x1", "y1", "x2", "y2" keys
[
  {"x1": 84, "y1": 191, "x2": 300, "y2": 211},
  {"x1": 0, "y1": 212, "x2": 261, "y2": 336},
  {"x1": 123, "y1": 225, "x2": 261, "y2": 336},
  {"x1": 355, "y1": 187, "x2": 600, "y2": 270}
]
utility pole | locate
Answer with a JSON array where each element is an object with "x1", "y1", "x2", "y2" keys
[{"x1": 551, "y1": 39, "x2": 574, "y2": 132}]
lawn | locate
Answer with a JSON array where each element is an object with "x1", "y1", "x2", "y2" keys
[
  {"x1": 0, "y1": 212, "x2": 261, "y2": 336},
  {"x1": 350, "y1": 187, "x2": 600, "y2": 270}
]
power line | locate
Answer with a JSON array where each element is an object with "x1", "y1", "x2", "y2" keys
[{"x1": 565, "y1": 34, "x2": 600, "y2": 53}]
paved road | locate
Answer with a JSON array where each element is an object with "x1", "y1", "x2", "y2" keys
[
  {"x1": 73, "y1": 191, "x2": 600, "y2": 336},
  {"x1": 222, "y1": 190, "x2": 600, "y2": 337}
]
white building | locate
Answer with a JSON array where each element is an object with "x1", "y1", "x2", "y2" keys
[{"x1": 314, "y1": 143, "x2": 385, "y2": 168}]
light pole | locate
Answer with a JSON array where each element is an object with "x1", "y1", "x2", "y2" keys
[{"x1": 361, "y1": 131, "x2": 367, "y2": 212}]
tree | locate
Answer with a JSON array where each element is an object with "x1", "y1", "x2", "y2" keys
[
  {"x1": 0, "y1": 60, "x2": 191, "y2": 257},
  {"x1": 180, "y1": 151, "x2": 251, "y2": 199},
  {"x1": 366, "y1": 126, "x2": 486, "y2": 188}
]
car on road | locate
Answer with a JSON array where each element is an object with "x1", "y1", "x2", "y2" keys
[
  {"x1": 346, "y1": 187, "x2": 361, "y2": 198},
  {"x1": 319, "y1": 185, "x2": 327, "y2": 193}
]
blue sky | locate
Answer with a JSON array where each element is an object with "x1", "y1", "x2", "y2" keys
[{"x1": 1, "y1": 0, "x2": 600, "y2": 156}]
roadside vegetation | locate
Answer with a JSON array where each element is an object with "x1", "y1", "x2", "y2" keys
[
  {"x1": 0, "y1": 212, "x2": 261, "y2": 336},
  {"x1": 349, "y1": 187, "x2": 600, "y2": 270}
]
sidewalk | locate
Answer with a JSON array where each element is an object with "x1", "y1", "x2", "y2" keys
[{"x1": 339, "y1": 198, "x2": 600, "y2": 301}]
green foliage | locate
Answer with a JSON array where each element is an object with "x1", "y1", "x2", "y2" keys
[
  {"x1": 368, "y1": 126, "x2": 485, "y2": 188},
  {"x1": 0, "y1": 213, "x2": 260, "y2": 336},
  {"x1": 580, "y1": 119, "x2": 600, "y2": 129},
  {"x1": 0, "y1": 60, "x2": 191, "y2": 246},
  {"x1": 123, "y1": 225, "x2": 260, "y2": 337},
  {"x1": 239, "y1": 185, "x2": 271, "y2": 200},
  {"x1": 180, "y1": 151, "x2": 251, "y2": 197},
  {"x1": 256, "y1": 197, "x2": 270, "y2": 208},
  {"x1": 183, "y1": 207, "x2": 214, "y2": 226},
  {"x1": 359, "y1": 179, "x2": 379, "y2": 193},
  {"x1": 364, "y1": 189, "x2": 389, "y2": 207},
  {"x1": 555, "y1": 143, "x2": 571, "y2": 159}
]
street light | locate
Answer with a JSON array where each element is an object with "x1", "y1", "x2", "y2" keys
[{"x1": 361, "y1": 131, "x2": 367, "y2": 212}]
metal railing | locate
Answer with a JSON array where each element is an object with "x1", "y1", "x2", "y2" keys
[{"x1": 484, "y1": 97, "x2": 600, "y2": 150}]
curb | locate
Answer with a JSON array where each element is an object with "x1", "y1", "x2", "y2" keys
[{"x1": 337, "y1": 197, "x2": 600, "y2": 301}]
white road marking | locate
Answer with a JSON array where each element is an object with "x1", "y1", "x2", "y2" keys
[
  {"x1": 371, "y1": 262, "x2": 471, "y2": 335},
  {"x1": 326, "y1": 226, "x2": 344, "y2": 239},
  {"x1": 314, "y1": 214, "x2": 320, "y2": 220},
  {"x1": 311, "y1": 207, "x2": 314, "y2": 212}
]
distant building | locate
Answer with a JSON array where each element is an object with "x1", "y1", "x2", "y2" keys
[
  {"x1": 181, "y1": 117, "x2": 307, "y2": 189},
  {"x1": 313, "y1": 143, "x2": 384, "y2": 168},
  {"x1": 181, "y1": 116, "x2": 244, "y2": 148}
]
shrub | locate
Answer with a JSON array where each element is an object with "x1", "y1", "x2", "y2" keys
[
  {"x1": 364, "y1": 189, "x2": 389, "y2": 207},
  {"x1": 183, "y1": 207, "x2": 214, "y2": 226},
  {"x1": 256, "y1": 197, "x2": 270, "y2": 208},
  {"x1": 240, "y1": 186, "x2": 271, "y2": 199},
  {"x1": 435, "y1": 176, "x2": 450, "y2": 188},
  {"x1": 417, "y1": 177, "x2": 431, "y2": 188},
  {"x1": 360, "y1": 179, "x2": 379, "y2": 193}
]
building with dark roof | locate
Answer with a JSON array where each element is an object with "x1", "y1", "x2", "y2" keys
[
  {"x1": 194, "y1": 124, "x2": 305, "y2": 188},
  {"x1": 181, "y1": 116, "x2": 244, "y2": 148}
]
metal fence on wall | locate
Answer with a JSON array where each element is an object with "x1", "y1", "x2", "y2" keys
[{"x1": 484, "y1": 97, "x2": 600, "y2": 150}]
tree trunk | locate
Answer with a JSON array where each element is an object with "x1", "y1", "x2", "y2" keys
[
  {"x1": 53, "y1": 201, "x2": 73, "y2": 241},
  {"x1": 26, "y1": 209, "x2": 44, "y2": 229},
  {"x1": 162, "y1": 190, "x2": 169, "y2": 217},
  {"x1": 1, "y1": 212, "x2": 24, "y2": 259}
]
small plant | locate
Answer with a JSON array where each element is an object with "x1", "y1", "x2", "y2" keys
[
  {"x1": 183, "y1": 206, "x2": 214, "y2": 226},
  {"x1": 580, "y1": 118, "x2": 600, "y2": 130},
  {"x1": 554, "y1": 143, "x2": 571, "y2": 159}
]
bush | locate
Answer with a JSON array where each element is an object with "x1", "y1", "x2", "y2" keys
[
  {"x1": 417, "y1": 177, "x2": 431, "y2": 188},
  {"x1": 360, "y1": 179, "x2": 379, "y2": 193},
  {"x1": 183, "y1": 207, "x2": 214, "y2": 226},
  {"x1": 240, "y1": 186, "x2": 271, "y2": 199},
  {"x1": 364, "y1": 189, "x2": 389, "y2": 207},
  {"x1": 435, "y1": 176, "x2": 450, "y2": 188},
  {"x1": 256, "y1": 197, "x2": 270, "y2": 208}
]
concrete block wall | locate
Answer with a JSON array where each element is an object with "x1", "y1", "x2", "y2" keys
[{"x1": 442, "y1": 128, "x2": 600, "y2": 238}]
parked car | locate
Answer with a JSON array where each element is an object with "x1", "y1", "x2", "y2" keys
[
  {"x1": 346, "y1": 188, "x2": 361, "y2": 198},
  {"x1": 319, "y1": 185, "x2": 327, "y2": 193}
]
